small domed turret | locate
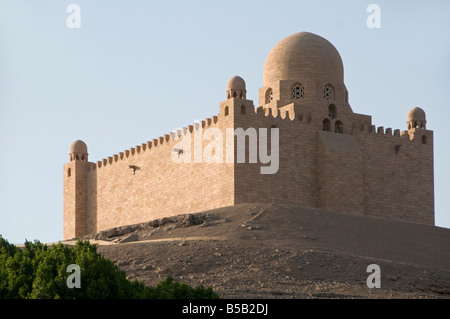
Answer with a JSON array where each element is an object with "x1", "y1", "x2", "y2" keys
[
  {"x1": 70, "y1": 140, "x2": 88, "y2": 161},
  {"x1": 226, "y1": 76, "x2": 246, "y2": 99},
  {"x1": 407, "y1": 107, "x2": 426, "y2": 130}
]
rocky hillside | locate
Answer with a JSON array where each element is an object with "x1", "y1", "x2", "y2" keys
[{"x1": 66, "y1": 203, "x2": 450, "y2": 298}]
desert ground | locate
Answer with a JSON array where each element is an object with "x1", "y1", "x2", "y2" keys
[{"x1": 66, "y1": 203, "x2": 450, "y2": 299}]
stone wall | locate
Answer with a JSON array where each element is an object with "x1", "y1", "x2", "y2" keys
[{"x1": 63, "y1": 98, "x2": 434, "y2": 239}]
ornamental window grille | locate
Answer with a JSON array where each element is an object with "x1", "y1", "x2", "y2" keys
[
  {"x1": 266, "y1": 88, "x2": 274, "y2": 104},
  {"x1": 291, "y1": 83, "x2": 304, "y2": 99},
  {"x1": 324, "y1": 84, "x2": 335, "y2": 101}
]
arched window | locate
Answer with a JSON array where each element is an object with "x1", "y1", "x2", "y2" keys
[
  {"x1": 322, "y1": 118, "x2": 331, "y2": 131},
  {"x1": 265, "y1": 88, "x2": 274, "y2": 104},
  {"x1": 422, "y1": 135, "x2": 427, "y2": 145},
  {"x1": 224, "y1": 106, "x2": 229, "y2": 117},
  {"x1": 291, "y1": 83, "x2": 304, "y2": 99},
  {"x1": 241, "y1": 105, "x2": 246, "y2": 114},
  {"x1": 335, "y1": 121, "x2": 343, "y2": 133},
  {"x1": 328, "y1": 104, "x2": 337, "y2": 119},
  {"x1": 67, "y1": 168, "x2": 71, "y2": 177},
  {"x1": 324, "y1": 84, "x2": 335, "y2": 101}
]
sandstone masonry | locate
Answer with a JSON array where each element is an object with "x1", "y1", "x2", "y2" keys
[{"x1": 63, "y1": 32, "x2": 434, "y2": 240}]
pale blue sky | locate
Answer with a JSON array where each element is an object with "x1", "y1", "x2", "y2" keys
[{"x1": 0, "y1": 0, "x2": 449, "y2": 244}]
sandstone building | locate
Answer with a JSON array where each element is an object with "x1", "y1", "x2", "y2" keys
[{"x1": 63, "y1": 32, "x2": 434, "y2": 240}]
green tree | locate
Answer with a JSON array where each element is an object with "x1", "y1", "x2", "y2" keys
[{"x1": 0, "y1": 235, "x2": 219, "y2": 299}]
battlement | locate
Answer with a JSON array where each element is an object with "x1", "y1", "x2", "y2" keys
[
  {"x1": 90, "y1": 101, "x2": 302, "y2": 171},
  {"x1": 92, "y1": 115, "x2": 223, "y2": 171},
  {"x1": 90, "y1": 100, "x2": 431, "y2": 172}
]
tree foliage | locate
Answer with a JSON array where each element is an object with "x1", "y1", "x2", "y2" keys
[{"x1": 0, "y1": 235, "x2": 218, "y2": 299}]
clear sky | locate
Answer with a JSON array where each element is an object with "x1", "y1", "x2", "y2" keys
[{"x1": 0, "y1": 0, "x2": 449, "y2": 244}]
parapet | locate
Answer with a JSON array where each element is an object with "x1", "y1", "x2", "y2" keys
[
  {"x1": 93, "y1": 115, "x2": 220, "y2": 170},
  {"x1": 79, "y1": 98, "x2": 431, "y2": 173}
]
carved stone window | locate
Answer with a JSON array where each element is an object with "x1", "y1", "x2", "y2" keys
[
  {"x1": 291, "y1": 83, "x2": 304, "y2": 99},
  {"x1": 322, "y1": 118, "x2": 331, "y2": 131},
  {"x1": 324, "y1": 84, "x2": 335, "y2": 101},
  {"x1": 266, "y1": 88, "x2": 274, "y2": 104}
]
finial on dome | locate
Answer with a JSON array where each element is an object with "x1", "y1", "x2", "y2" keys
[{"x1": 226, "y1": 76, "x2": 246, "y2": 99}]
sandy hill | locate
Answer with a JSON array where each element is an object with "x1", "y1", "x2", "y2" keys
[{"x1": 70, "y1": 203, "x2": 450, "y2": 298}]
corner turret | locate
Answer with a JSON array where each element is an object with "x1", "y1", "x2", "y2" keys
[
  {"x1": 64, "y1": 140, "x2": 90, "y2": 239},
  {"x1": 70, "y1": 140, "x2": 88, "y2": 161},
  {"x1": 226, "y1": 76, "x2": 246, "y2": 100},
  {"x1": 407, "y1": 107, "x2": 426, "y2": 130}
]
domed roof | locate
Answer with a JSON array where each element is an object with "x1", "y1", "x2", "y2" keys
[
  {"x1": 70, "y1": 140, "x2": 88, "y2": 154},
  {"x1": 263, "y1": 32, "x2": 344, "y2": 86},
  {"x1": 227, "y1": 76, "x2": 246, "y2": 90},
  {"x1": 407, "y1": 107, "x2": 426, "y2": 122}
]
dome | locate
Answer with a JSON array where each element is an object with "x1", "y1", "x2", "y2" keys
[
  {"x1": 227, "y1": 76, "x2": 246, "y2": 90},
  {"x1": 407, "y1": 107, "x2": 426, "y2": 122},
  {"x1": 263, "y1": 32, "x2": 344, "y2": 86},
  {"x1": 70, "y1": 140, "x2": 88, "y2": 154}
]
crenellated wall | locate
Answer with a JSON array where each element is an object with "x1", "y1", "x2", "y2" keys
[
  {"x1": 63, "y1": 31, "x2": 435, "y2": 240},
  {"x1": 64, "y1": 32, "x2": 434, "y2": 239},
  {"x1": 229, "y1": 99, "x2": 433, "y2": 225},
  {"x1": 64, "y1": 112, "x2": 237, "y2": 239},
  {"x1": 356, "y1": 126, "x2": 434, "y2": 224},
  {"x1": 63, "y1": 96, "x2": 434, "y2": 239}
]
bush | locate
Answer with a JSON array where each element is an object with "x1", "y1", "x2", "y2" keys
[{"x1": 0, "y1": 235, "x2": 219, "y2": 299}]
